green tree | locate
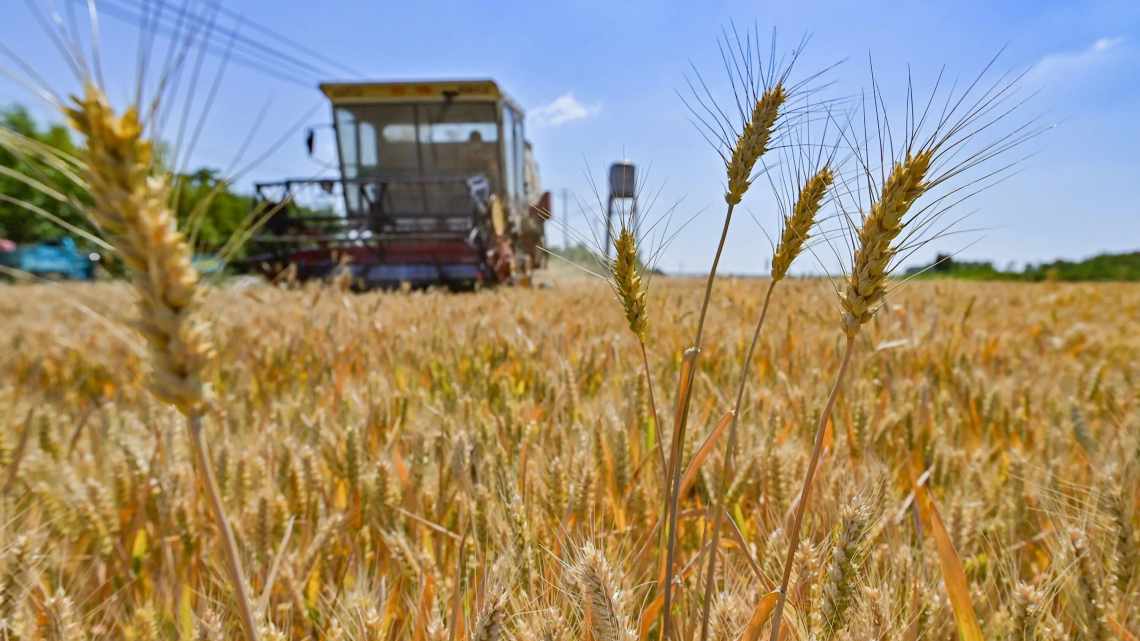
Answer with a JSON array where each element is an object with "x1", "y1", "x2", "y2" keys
[
  {"x1": 172, "y1": 167, "x2": 255, "y2": 253},
  {"x1": 2, "y1": 104, "x2": 258, "y2": 259},
  {"x1": 0, "y1": 104, "x2": 93, "y2": 243}
]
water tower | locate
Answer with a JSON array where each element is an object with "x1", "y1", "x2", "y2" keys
[{"x1": 604, "y1": 161, "x2": 637, "y2": 258}]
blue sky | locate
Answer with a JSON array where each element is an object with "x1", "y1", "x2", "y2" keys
[{"x1": 2, "y1": 0, "x2": 1138, "y2": 274}]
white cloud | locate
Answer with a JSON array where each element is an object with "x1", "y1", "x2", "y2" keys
[
  {"x1": 1092, "y1": 36, "x2": 1124, "y2": 52},
  {"x1": 1028, "y1": 36, "x2": 1124, "y2": 84},
  {"x1": 529, "y1": 93, "x2": 601, "y2": 127}
]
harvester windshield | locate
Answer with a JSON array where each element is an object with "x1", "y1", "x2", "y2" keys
[
  {"x1": 334, "y1": 102, "x2": 499, "y2": 180},
  {"x1": 333, "y1": 101, "x2": 502, "y2": 222}
]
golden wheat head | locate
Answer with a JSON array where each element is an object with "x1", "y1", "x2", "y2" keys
[
  {"x1": 725, "y1": 84, "x2": 786, "y2": 205},
  {"x1": 840, "y1": 150, "x2": 932, "y2": 335},
  {"x1": 571, "y1": 543, "x2": 634, "y2": 641},
  {"x1": 471, "y1": 589, "x2": 508, "y2": 641},
  {"x1": 611, "y1": 227, "x2": 649, "y2": 341},
  {"x1": 771, "y1": 166, "x2": 833, "y2": 281},
  {"x1": 64, "y1": 84, "x2": 212, "y2": 415},
  {"x1": 816, "y1": 500, "x2": 872, "y2": 641}
]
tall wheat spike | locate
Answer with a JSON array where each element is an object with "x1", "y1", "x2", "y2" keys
[
  {"x1": 768, "y1": 50, "x2": 1033, "y2": 637},
  {"x1": 771, "y1": 166, "x2": 833, "y2": 282},
  {"x1": 64, "y1": 84, "x2": 260, "y2": 641},
  {"x1": 840, "y1": 151, "x2": 933, "y2": 335},
  {"x1": 609, "y1": 224, "x2": 665, "y2": 481},
  {"x1": 663, "y1": 76, "x2": 789, "y2": 641},
  {"x1": 726, "y1": 85, "x2": 786, "y2": 205},
  {"x1": 64, "y1": 87, "x2": 212, "y2": 414},
  {"x1": 611, "y1": 227, "x2": 649, "y2": 342}
]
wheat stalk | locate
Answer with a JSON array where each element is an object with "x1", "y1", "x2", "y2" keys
[
  {"x1": 662, "y1": 79, "x2": 788, "y2": 641},
  {"x1": 697, "y1": 165, "x2": 833, "y2": 641},
  {"x1": 63, "y1": 84, "x2": 260, "y2": 641},
  {"x1": 768, "y1": 150, "x2": 933, "y2": 641},
  {"x1": 610, "y1": 225, "x2": 665, "y2": 484}
]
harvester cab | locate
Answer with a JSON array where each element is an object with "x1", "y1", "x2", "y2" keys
[{"x1": 247, "y1": 79, "x2": 550, "y2": 288}]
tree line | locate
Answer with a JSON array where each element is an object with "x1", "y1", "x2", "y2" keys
[{"x1": 1, "y1": 104, "x2": 254, "y2": 253}]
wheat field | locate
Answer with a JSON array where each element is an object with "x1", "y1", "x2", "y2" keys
[
  {"x1": 1, "y1": 277, "x2": 1136, "y2": 640},
  {"x1": 0, "y1": 8, "x2": 1136, "y2": 639}
]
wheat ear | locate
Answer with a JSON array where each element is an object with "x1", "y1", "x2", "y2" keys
[
  {"x1": 1070, "y1": 531, "x2": 1110, "y2": 641},
  {"x1": 40, "y1": 588, "x2": 83, "y2": 641},
  {"x1": 612, "y1": 228, "x2": 649, "y2": 342},
  {"x1": 771, "y1": 166, "x2": 833, "y2": 282},
  {"x1": 64, "y1": 86, "x2": 211, "y2": 414},
  {"x1": 470, "y1": 590, "x2": 507, "y2": 641},
  {"x1": 573, "y1": 544, "x2": 635, "y2": 641},
  {"x1": 1005, "y1": 582, "x2": 1047, "y2": 641},
  {"x1": 64, "y1": 84, "x2": 260, "y2": 641},
  {"x1": 726, "y1": 85, "x2": 786, "y2": 205},
  {"x1": 1107, "y1": 488, "x2": 1136, "y2": 600},
  {"x1": 816, "y1": 502, "x2": 872, "y2": 641},
  {"x1": 840, "y1": 151, "x2": 932, "y2": 335},
  {"x1": 610, "y1": 226, "x2": 665, "y2": 484}
]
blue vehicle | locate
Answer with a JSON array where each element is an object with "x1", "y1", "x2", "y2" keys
[{"x1": 0, "y1": 237, "x2": 98, "y2": 280}]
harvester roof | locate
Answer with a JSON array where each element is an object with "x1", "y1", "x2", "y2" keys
[{"x1": 319, "y1": 79, "x2": 516, "y2": 107}]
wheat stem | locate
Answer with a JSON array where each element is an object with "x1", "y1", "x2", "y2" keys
[
  {"x1": 640, "y1": 340, "x2": 667, "y2": 489},
  {"x1": 661, "y1": 200, "x2": 735, "y2": 641},
  {"x1": 1, "y1": 409, "x2": 35, "y2": 496},
  {"x1": 768, "y1": 333, "x2": 856, "y2": 641},
  {"x1": 697, "y1": 280, "x2": 776, "y2": 641},
  {"x1": 189, "y1": 415, "x2": 260, "y2": 641}
]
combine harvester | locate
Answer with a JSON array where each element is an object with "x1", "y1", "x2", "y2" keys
[{"x1": 245, "y1": 79, "x2": 551, "y2": 289}]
